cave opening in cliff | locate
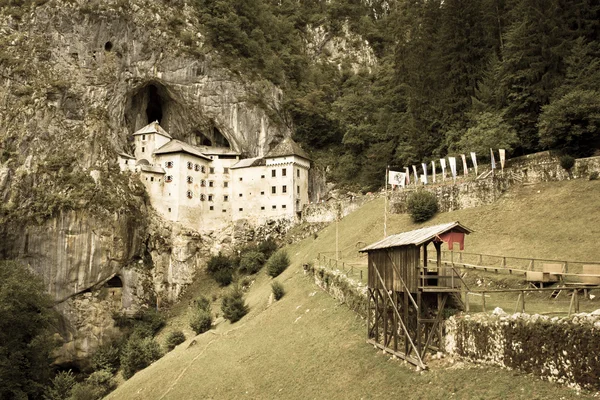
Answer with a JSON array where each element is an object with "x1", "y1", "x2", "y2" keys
[
  {"x1": 104, "y1": 41, "x2": 113, "y2": 52},
  {"x1": 193, "y1": 124, "x2": 230, "y2": 148},
  {"x1": 146, "y1": 85, "x2": 163, "y2": 124},
  {"x1": 106, "y1": 276, "x2": 123, "y2": 288}
]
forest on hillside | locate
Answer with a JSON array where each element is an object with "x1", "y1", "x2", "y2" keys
[{"x1": 192, "y1": 0, "x2": 600, "y2": 190}]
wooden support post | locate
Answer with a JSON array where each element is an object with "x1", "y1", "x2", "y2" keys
[
  {"x1": 374, "y1": 289, "x2": 379, "y2": 340},
  {"x1": 482, "y1": 291, "x2": 486, "y2": 312},
  {"x1": 383, "y1": 290, "x2": 388, "y2": 347},
  {"x1": 568, "y1": 290, "x2": 575, "y2": 316},
  {"x1": 360, "y1": 270, "x2": 363, "y2": 281},
  {"x1": 416, "y1": 290, "x2": 422, "y2": 357},
  {"x1": 575, "y1": 289, "x2": 580, "y2": 313},
  {"x1": 514, "y1": 293, "x2": 522, "y2": 314},
  {"x1": 404, "y1": 291, "x2": 409, "y2": 356},
  {"x1": 479, "y1": 254, "x2": 483, "y2": 265},
  {"x1": 502, "y1": 257, "x2": 506, "y2": 268},
  {"x1": 393, "y1": 290, "x2": 398, "y2": 352},
  {"x1": 366, "y1": 289, "x2": 371, "y2": 339},
  {"x1": 521, "y1": 290, "x2": 525, "y2": 313},
  {"x1": 437, "y1": 293, "x2": 443, "y2": 346}
]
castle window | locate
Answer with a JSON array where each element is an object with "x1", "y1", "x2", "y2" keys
[
  {"x1": 297, "y1": 185, "x2": 300, "y2": 194},
  {"x1": 208, "y1": 194, "x2": 213, "y2": 201},
  {"x1": 271, "y1": 169, "x2": 276, "y2": 177},
  {"x1": 201, "y1": 166, "x2": 206, "y2": 173},
  {"x1": 239, "y1": 193, "x2": 243, "y2": 197},
  {"x1": 239, "y1": 208, "x2": 243, "y2": 211},
  {"x1": 194, "y1": 164, "x2": 200, "y2": 171},
  {"x1": 239, "y1": 177, "x2": 243, "y2": 181},
  {"x1": 187, "y1": 190, "x2": 193, "y2": 199},
  {"x1": 142, "y1": 134, "x2": 146, "y2": 140},
  {"x1": 222, "y1": 209, "x2": 227, "y2": 213},
  {"x1": 224, "y1": 181, "x2": 229, "y2": 188},
  {"x1": 142, "y1": 147, "x2": 145, "y2": 153},
  {"x1": 187, "y1": 176, "x2": 193, "y2": 184},
  {"x1": 297, "y1": 169, "x2": 300, "y2": 177},
  {"x1": 272, "y1": 205, "x2": 276, "y2": 209},
  {"x1": 224, "y1": 168, "x2": 229, "y2": 174},
  {"x1": 165, "y1": 161, "x2": 173, "y2": 168},
  {"x1": 209, "y1": 181, "x2": 214, "y2": 187},
  {"x1": 271, "y1": 186, "x2": 276, "y2": 194},
  {"x1": 261, "y1": 206, "x2": 265, "y2": 210},
  {"x1": 201, "y1": 180, "x2": 206, "y2": 187},
  {"x1": 168, "y1": 208, "x2": 172, "y2": 212},
  {"x1": 282, "y1": 185, "x2": 287, "y2": 193},
  {"x1": 210, "y1": 206, "x2": 214, "y2": 211},
  {"x1": 224, "y1": 195, "x2": 229, "y2": 202},
  {"x1": 125, "y1": 160, "x2": 128, "y2": 165},
  {"x1": 261, "y1": 175, "x2": 265, "y2": 179},
  {"x1": 282, "y1": 168, "x2": 287, "y2": 177},
  {"x1": 150, "y1": 177, "x2": 154, "y2": 182},
  {"x1": 200, "y1": 194, "x2": 205, "y2": 201},
  {"x1": 282, "y1": 205, "x2": 287, "y2": 209},
  {"x1": 187, "y1": 161, "x2": 193, "y2": 169},
  {"x1": 166, "y1": 175, "x2": 173, "y2": 182},
  {"x1": 261, "y1": 191, "x2": 265, "y2": 195},
  {"x1": 210, "y1": 167, "x2": 215, "y2": 174}
]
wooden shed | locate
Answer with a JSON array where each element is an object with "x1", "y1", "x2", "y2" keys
[{"x1": 359, "y1": 221, "x2": 472, "y2": 368}]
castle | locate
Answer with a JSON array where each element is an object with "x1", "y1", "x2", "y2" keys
[{"x1": 118, "y1": 122, "x2": 311, "y2": 231}]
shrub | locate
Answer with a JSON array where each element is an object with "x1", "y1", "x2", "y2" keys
[
  {"x1": 406, "y1": 190, "x2": 438, "y2": 223},
  {"x1": 258, "y1": 238, "x2": 278, "y2": 259},
  {"x1": 590, "y1": 171, "x2": 599, "y2": 180},
  {"x1": 559, "y1": 154, "x2": 575, "y2": 171},
  {"x1": 44, "y1": 370, "x2": 76, "y2": 400},
  {"x1": 90, "y1": 341, "x2": 121, "y2": 373},
  {"x1": 69, "y1": 370, "x2": 115, "y2": 400},
  {"x1": 266, "y1": 250, "x2": 290, "y2": 278},
  {"x1": 165, "y1": 330, "x2": 186, "y2": 351},
  {"x1": 190, "y1": 309, "x2": 213, "y2": 334},
  {"x1": 120, "y1": 336, "x2": 163, "y2": 379},
  {"x1": 221, "y1": 287, "x2": 249, "y2": 323},
  {"x1": 206, "y1": 253, "x2": 235, "y2": 286},
  {"x1": 239, "y1": 250, "x2": 266, "y2": 274},
  {"x1": 194, "y1": 295, "x2": 211, "y2": 312},
  {"x1": 271, "y1": 281, "x2": 285, "y2": 300}
]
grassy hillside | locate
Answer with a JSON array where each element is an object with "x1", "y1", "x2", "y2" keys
[{"x1": 107, "y1": 179, "x2": 600, "y2": 399}]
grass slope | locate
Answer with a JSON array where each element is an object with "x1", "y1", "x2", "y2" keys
[{"x1": 107, "y1": 179, "x2": 600, "y2": 399}]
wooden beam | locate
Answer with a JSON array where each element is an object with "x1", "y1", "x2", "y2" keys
[{"x1": 366, "y1": 339, "x2": 425, "y2": 369}]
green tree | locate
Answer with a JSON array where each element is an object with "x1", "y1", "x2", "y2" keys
[
  {"x1": 458, "y1": 111, "x2": 518, "y2": 156},
  {"x1": 0, "y1": 260, "x2": 56, "y2": 400}
]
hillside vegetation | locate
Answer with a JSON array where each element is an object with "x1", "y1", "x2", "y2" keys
[{"x1": 107, "y1": 179, "x2": 600, "y2": 399}]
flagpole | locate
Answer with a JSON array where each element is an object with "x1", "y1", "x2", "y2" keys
[{"x1": 384, "y1": 165, "x2": 388, "y2": 238}]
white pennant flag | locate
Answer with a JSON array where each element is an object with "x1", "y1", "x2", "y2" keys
[
  {"x1": 412, "y1": 165, "x2": 419, "y2": 185},
  {"x1": 421, "y1": 163, "x2": 428, "y2": 184},
  {"x1": 490, "y1": 149, "x2": 496, "y2": 170},
  {"x1": 404, "y1": 167, "x2": 410, "y2": 185},
  {"x1": 440, "y1": 158, "x2": 447, "y2": 181},
  {"x1": 388, "y1": 171, "x2": 406, "y2": 188},
  {"x1": 461, "y1": 154, "x2": 468, "y2": 176},
  {"x1": 431, "y1": 160, "x2": 436, "y2": 183},
  {"x1": 449, "y1": 157, "x2": 457, "y2": 182},
  {"x1": 499, "y1": 149, "x2": 506, "y2": 171},
  {"x1": 471, "y1": 152, "x2": 478, "y2": 176}
]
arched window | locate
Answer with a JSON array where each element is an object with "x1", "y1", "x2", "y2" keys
[
  {"x1": 187, "y1": 190, "x2": 193, "y2": 199},
  {"x1": 187, "y1": 161, "x2": 193, "y2": 169},
  {"x1": 187, "y1": 176, "x2": 193, "y2": 184},
  {"x1": 165, "y1": 161, "x2": 173, "y2": 168},
  {"x1": 166, "y1": 175, "x2": 173, "y2": 183}
]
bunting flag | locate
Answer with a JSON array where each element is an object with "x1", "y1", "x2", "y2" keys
[
  {"x1": 440, "y1": 158, "x2": 447, "y2": 181},
  {"x1": 499, "y1": 149, "x2": 506, "y2": 171},
  {"x1": 431, "y1": 160, "x2": 436, "y2": 183},
  {"x1": 405, "y1": 167, "x2": 410, "y2": 185},
  {"x1": 471, "y1": 152, "x2": 478, "y2": 176},
  {"x1": 490, "y1": 148, "x2": 496, "y2": 170},
  {"x1": 461, "y1": 154, "x2": 468, "y2": 176},
  {"x1": 388, "y1": 171, "x2": 406, "y2": 188},
  {"x1": 412, "y1": 165, "x2": 419, "y2": 184},
  {"x1": 421, "y1": 163, "x2": 428, "y2": 184},
  {"x1": 449, "y1": 157, "x2": 457, "y2": 181}
]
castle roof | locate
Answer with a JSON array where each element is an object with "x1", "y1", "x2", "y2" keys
[
  {"x1": 133, "y1": 121, "x2": 172, "y2": 139},
  {"x1": 266, "y1": 137, "x2": 311, "y2": 161},
  {"x1": 118, "y1": 152, "x2": 135, "y2": 159},
  {"x1": 230, "y1": 157, "x2": 266, "y2": 169},
  {"x1": 194, "y1": 146, "x2": 240, "y2": 156},
  {"x1": 154, "y1": 140, "x2": 212, "y2": 161}
]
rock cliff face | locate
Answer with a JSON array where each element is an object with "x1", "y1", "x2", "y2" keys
[{"x1": 0, "y1": 0, "x2": 296, "y2": 365}]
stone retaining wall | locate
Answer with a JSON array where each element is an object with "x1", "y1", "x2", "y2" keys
[
  {"x1": 306, "y1": 263, "x2": 367, "y2": 317},
  {"x1": 445, "y1": 310, "x2": 600, "y2": 390}
]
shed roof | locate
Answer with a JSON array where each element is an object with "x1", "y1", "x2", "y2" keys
[
  {"x1": 360, "y1": 221, "x2": 472, "y2": 252},
  {"x1": 266, "y1": 137, "x2": 311, "y2": 161},
  {"x1": 154, "y1": 140, "x2": 212, "y2": 161},
  {"x1": 140, "y1": 165, "x2": 166, "y2": 174},
  {"x1": 133, "y1": 121, "x2": 172, "y2": 139},
  {"x1": 230, "y1": 157, "x2": 266, "y2": 169}
]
